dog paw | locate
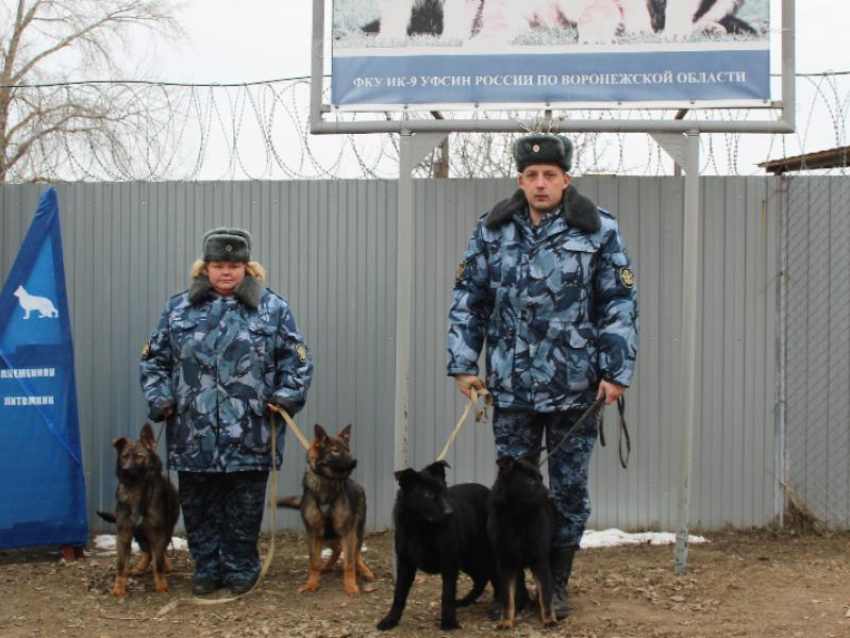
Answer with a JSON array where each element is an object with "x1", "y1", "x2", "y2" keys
[
  {"x1": 299, "y1": 583, "x2": 319, "y2": 593},
  {"x1": 344, "y1": 584, "x2": 361, "y2": 597},
  {"x1": 440, "y1": 618, "x2": 461, "y2": 631},
  {"x1": 377, "y1": 615, "x2": 400, "y2": 631},
  {"x1": 497, "y1": 620, "x2": 514, "y2": 631}
]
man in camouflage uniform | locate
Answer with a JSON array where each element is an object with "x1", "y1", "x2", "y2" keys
[
  {"x1": 447, "y1": 134, "x2": 639, "y2": 619},
  {"x1": 141, "y1": 228, "x2": 313, "y2": 595}
]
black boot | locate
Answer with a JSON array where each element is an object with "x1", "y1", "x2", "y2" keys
[{"x1": 551, "y1": 546, "x2": 577, "y2": 620}]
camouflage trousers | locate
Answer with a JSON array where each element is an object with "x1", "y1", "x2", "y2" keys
[
  {"x1": 178, "y1": 470, "x2": 269, "y2": 585},
  {"x1": 492, "y1": 407, "x2": 598, "y2": 548}
]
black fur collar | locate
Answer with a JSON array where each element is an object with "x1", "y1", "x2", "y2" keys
[
  {"x1": 188, "y1": 275, "x2": 263, "y2": 309},
  {"x1": 483, "y1": 184, "x2": 601, "y2": 233}
]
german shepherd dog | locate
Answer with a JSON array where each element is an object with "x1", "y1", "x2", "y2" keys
[
  {"x1": 377, "y1": 460, "x2": 497, "y2": 631},
  {"x1": 488, "y1": 455, "x2": 557, "y2": 629},
  {"x1": 97, "y1": 423, "x2": 180, "y2": 596},
  {"x1": 277, "y1": 424, "x2": 373, "y2": 596}
]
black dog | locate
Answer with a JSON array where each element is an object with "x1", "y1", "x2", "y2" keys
[
  {"x1": 97, "y1": 423, "x2": 180, "y2": 596},
  {"x1": 377, "y1": 460, "x2": 497, "y2": 631},
  {"x1": 488, "y1": 455, "x2": 557, "y2": 629}
]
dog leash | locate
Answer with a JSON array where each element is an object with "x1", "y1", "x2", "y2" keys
[
  {"x1": 536, "y1": 395, "x2": 606, "y2": 468},
  {"x1": 598, "y1": 395, "x2": 631, "y2": 468},
  {"x1": 269, "y1": 404, "x2": 311, "y2": 451},
  {"x1": 536, "y1": 394, "x2": 631, "y2": 469},
  {"x1": 436, "y1": 387, "x2": 492, "y2": 462},
  {"x1": 154, "y1": 409, "x2": 285, "y2": 617}
]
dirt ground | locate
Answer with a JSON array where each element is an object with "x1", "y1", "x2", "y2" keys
[{"x1": 0, "y1": 528, "x2": 848, "y2": 638}]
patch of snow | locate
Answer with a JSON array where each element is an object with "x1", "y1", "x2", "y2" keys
[
  {"x1": 91, "y1": 534, "x2": 188, "y2": 555},
  {"x1": 581, "y1": 528, "x2": 708, "y2": 549}
]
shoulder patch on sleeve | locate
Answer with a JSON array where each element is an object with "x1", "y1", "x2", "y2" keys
[
  {"x1": 619, "y1": 267, "x2": 635, "y2": 289},
  {"x1": 141, "y1": 340, "x2": 151, "y2": 359},
  {"x1": 296, "y1": 344, "x2": 308, "y2": 364},
  {"x1": 455, "y1": 262, "x2": 466, "y2": 284}
]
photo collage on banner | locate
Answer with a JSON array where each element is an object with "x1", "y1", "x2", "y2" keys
[{"x1": 331, "y1": 0, "x2": 771, "y2": 109}]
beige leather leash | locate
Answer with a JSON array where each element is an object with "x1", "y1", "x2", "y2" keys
[
  {"x1": 436, "y1": 387, "x2": 492, "y2": 462},
  {"x1": 269, "y1": 404, "x2": 311, "y2": 451}
]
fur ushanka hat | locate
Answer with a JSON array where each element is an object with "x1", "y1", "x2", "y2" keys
[
  {"x1": 202, "y1": 227, "x2": 252, "y2": 262},
  {"x1": 514, "y1": 134, "x2": 573, "y2": 173}
]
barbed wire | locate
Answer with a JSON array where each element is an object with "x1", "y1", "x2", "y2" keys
[{"x1": 2, "y1": 72, "x2": 848, "y2": 182}]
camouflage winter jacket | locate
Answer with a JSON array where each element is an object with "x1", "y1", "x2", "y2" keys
[
  {"x1": 447, "y1": 185, "x2": 639, "y2": 412},
  {"x1": 140, "y1": 275, "x2": 313, "y2": 472}
]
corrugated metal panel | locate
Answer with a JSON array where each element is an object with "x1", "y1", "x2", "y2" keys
[
  {"x1": 785, "y1": 177, "x2": 850, "y2": 528},
  {"x1": 0, "y1": 177, "x2": 784, "y2": 534}
]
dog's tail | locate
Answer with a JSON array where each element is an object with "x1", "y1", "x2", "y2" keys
[
  {"x1": 276, "y1": 495, "x2": 302, "y2": 509},
  {"x1": 96, "y1": 510, "x2": 117, "y2": 524}
]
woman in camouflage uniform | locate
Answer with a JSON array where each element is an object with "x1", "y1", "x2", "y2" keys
[
  {"x1": 447, "y1": 134, "x2": 639, "y2": 619},
  {"x1": 141, "y1": 228, "x2": 313, "y2": 596}
]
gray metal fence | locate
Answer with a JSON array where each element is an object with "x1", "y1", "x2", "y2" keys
[
  {"x1": 785, "y1": 177, "x2": 850, "y2": 528},
  {"x1": 0, "y1": 177, "x2": 791, "y2": 533}
]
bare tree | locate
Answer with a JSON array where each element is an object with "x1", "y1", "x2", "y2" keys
[{"x1": 0, "y1": 0, "x2": 184, "y2": 182}]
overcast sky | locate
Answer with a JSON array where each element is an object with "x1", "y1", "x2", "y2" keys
[{"x1": 166, "y1": 0, "x2": 316, "y2": 83}]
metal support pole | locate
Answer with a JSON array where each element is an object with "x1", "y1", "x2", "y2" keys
[
  {"x1": 393, "y1": 131, "x2": 449, "y2": 474},
  {"x1": 393, "y1": 132, "x2": 416, "y2": 475},
  {"x1": 392, "y1": 131, "x2": 448, "y2": 580},
  {"x1": 775, "y1": 177, "x2": 788, "y2": 526},
  {"x1": 309, "y1": 0, "x2": 325, "y2": 130},
  {"x1": 674, "y1": 131, "x2": 701, "y2": 574}
]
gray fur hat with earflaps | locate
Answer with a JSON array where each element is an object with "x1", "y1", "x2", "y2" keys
[
  {"x1": 514, "y1": 134, "x2": 573, "y2": 173},
  {"x1": 202, "y1": 227, "x2": 252, "y2": 262}
]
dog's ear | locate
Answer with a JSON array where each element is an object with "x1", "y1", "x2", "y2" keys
[
  {"x1": 313, "y1": 424, "x2": 329, "y2": 445},
  {"x1": 338, "y1": 423, "x2": 353, "y2": 444},
  {"x1": 139, "y1": 423, "x2": 156, "y2": 450},
  {"x1": 424, "y1": 460, "x2": 450, "y2": 482},
  {"x1": 394, "y1": 468, "x2": 417, "y2": 490},
  {"x1": 496, "y1": 455, "x2": 516, "y2": 476},
  {"x1": 113, "y1": 437, "x2": 129, "y2": 452}
]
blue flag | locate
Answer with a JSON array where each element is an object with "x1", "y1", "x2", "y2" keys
[{"x1": 0, "y1": 188, "x2": 88, "y2": 550}]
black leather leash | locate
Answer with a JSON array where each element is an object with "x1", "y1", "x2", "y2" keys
[
  {"x1": 536, "y1": 394, "x2": 631, "y2": 469},
  {"x1": 537, "y1": 395, "x2": 605, "y2": 468},
  {"x1": 598, "y1": 395, "x2": 631, "y2": 469}
]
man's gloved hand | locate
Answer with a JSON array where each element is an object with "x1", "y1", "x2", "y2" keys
[{"x1": 149, "y1": 403, "x2": 175, "y2": 422}]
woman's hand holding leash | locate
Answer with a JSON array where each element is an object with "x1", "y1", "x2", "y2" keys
[{"x1": 267, "y1": 403, "x2": 310, "y2": 451}]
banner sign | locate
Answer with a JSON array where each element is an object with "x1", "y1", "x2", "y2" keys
[
  {"x1": 331, "y1": 0, "x2": 770, "y2": 109},
  {"x1": 0, "y1": 188, "x2": 88, "y2": 550}
]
